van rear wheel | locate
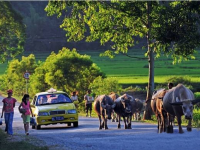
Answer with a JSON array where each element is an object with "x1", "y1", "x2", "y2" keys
[
  {"x1": 36, "y1": 125, "x2": 41, "y2": 130},
  {"x1": 32, "y1": 125, "x2": 35, "y2": 129}
]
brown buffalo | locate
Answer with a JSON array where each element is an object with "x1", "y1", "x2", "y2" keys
[
  {"x1": 94, "y1": 95, "x2": 116, "y2": 130},
  {"x1": 109, "y1": 92, "x2": 119, "y2": 122},
  {"x1": 132, "y1": 98, "x2": 144, "y2": 121},
  {"x1": 151, "y1": 89, "x2": 168, "y2": 133},
  {"x1": 163, "y1": 84, "x2": 200, "y2": 133}
]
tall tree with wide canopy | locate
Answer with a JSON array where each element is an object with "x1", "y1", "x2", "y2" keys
[
  {"x1": 45, "y1": 1, "x2": 200, "y2": 119},
  {"x1": 0, "y1": 1, "x2": 25, "y2": 63}
]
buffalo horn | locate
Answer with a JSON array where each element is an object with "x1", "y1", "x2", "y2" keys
[
  {"x1": 191, "y1": 99, "x2": 200, "y2": 105},
  {"x1": 170, "y1": 102, "x2": 183, "y2": 105}
]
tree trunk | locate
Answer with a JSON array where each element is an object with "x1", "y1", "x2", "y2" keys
[{"x1": 143, "y1": 1, "x2": 154, "y2": 120}]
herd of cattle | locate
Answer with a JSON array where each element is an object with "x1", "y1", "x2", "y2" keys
[{"x1": 93, "y1": 84, "x2": 200, "y2": 134}]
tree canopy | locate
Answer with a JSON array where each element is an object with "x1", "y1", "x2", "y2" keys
[
  {"x1": 0, "y1": 1, "x2": 26, "y2": 63},
  {"x1": 45, "y1": 1, "x2": 200, "y2": 61},
  {"x1": 29, "y1": 48, "x2": 105, "y2": 98},
  {"x1": 45, "y1": 1, "x2": 200, "y2": 119}
]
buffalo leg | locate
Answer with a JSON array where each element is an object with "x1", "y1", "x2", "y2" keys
[
  {"x1": 176, "y1": 115, "x2": 184, "y2": 133},
  {"x1": 158, "y1": 115, "x2": 162, "y2": 133},
  {"x1": 117, "y1": 115, "x2": 121, "y2": 129},
  {"x1": 111, "y1": 111, "x2": 115, "y2": 122},
  {"x1": 123, "y1": 116, "x2": 128, "y2": 129},
  {"x1": 116, "y1": 115, "x2": 119, "y2": 122},
  {"x1": 128, "y1": 115, "x2": 132, "y2": 129},
  {"x1": 102, "y1": 114, "x2": 108, "y2": 130},
  {"x1": 187, "y1": 119, "x2": 192, "y2": 131},
  {"x1": 98, "y1": 115, "x2": 102, "y2": 130},
  {"x1": 167, "y1": 114, "x2": 174, "y2": 133}
]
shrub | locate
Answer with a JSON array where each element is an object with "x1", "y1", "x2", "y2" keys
[
  {"x1": 89, "y1": 76, "x2": 122, "y2": 96},
  {"x1": 194, "y1": 92, "x2": 200, "y2": 99},
  {"x1": 123, "y1": 85, "x2": 146, "y2": 92},
  {"x1": 193, "y1": 108, "x2": 200, "y2": 128},
  {"x1": 0, "y1": 75, "x2": 7, "y2": 92},
  {"x1": 165, "y1": 76, "x2": 193, "y2": 89}
]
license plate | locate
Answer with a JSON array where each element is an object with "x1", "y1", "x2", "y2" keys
[{"x1": 52, "y1": 116, "x2": 64, "y2": 121}]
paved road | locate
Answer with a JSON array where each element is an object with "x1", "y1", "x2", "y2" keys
[{"x1": 0, "y1": 96, "x2": 200, "y2": 150}]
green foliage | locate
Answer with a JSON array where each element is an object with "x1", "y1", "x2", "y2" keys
[
  {"x1": 153, "y1": 2, "x2": 200, "y2": 63},
  {"x1": 29, "y1": 61, "x2": 49, "y2": 97},
  {"x1": 89, "y1": 76, "x2": 122, "y2": 96},
  {"x1": 194, "y1": 92, "x2": 200, "y2": 99},
  {"x1": 193, "y1": 108, "x2": 200, "y2": 128},
  {"x1": 2, "y1": 54, "x2": 37, "y2": 96},
  {"x1": 45, "y1": 1, "x2": 200, "y2": 62},
  {"x1": 123, "y1": 85, "x2": 146, "y2": 92},
  {"x1": 0, "y1": 74, "x2": 7, "y2": 92},
  {"x1": 166, "y1": 76, "x2": 193, "y2": 89},
  {"x1": 29, "y1": 47, "x2": 105, "y2": 99},
  {"x1": 0, "y1": 2, "x2": 25, "y2": 63}
]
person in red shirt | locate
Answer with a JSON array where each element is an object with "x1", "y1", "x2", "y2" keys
[
  {"x1": 18, "y1": 94, "x2": 33, "y2": 135},
  {"x1": 1, "y1": 89, "x2": 17, "y2": 135}
]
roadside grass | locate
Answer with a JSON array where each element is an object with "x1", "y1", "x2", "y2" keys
[{"x1": 0, "y1": 129, "x2": 48, "y2": 150}]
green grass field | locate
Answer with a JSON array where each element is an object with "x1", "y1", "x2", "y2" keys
[{"x1": 0, "y1": 48, "x2": 200, "y2": 86}]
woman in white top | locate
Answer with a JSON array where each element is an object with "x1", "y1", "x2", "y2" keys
[{"x1": 71, "y1": 91, "x2": 79, "y2": 109}]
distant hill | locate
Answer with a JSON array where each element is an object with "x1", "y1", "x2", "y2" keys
[{"x1": 11, "y1": 1, "x2": 146, "y2": 53}]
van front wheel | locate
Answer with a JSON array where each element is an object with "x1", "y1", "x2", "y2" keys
[{"x1": 73, "y1": 122, "x2": 78, "y2": 127}]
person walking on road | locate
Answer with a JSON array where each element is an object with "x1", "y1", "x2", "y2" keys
[
  {"x1": 71, "y1": 91, "x2": 79, "y2": 109},
  {"x1": 1, "y1": 89, "x2": 17, "y2": 136},
  {"x1": 18, "y1": 94, "x2": 33, "y2": 135},
  {"x1": 84, "y1": 89, "x2": 94, "y2": 117}
]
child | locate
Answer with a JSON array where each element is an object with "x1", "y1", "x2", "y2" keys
[
  {"x1": 18, "y1": 94, "x2": 33, "y2": 135},
  {"x1": 1, "y1": 89, "x2": 17, "y2": 136}
]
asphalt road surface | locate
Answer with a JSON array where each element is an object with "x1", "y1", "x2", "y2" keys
[{"x1": 0, "y1": 96, "x2": 200, "y2": 150}]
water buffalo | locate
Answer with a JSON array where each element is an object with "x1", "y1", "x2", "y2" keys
[
  {"x1": 114, "y1": 94, "x2": 136, "y2": 129},
  {"x1": 163, "y1": 84, "x2": 200, "y2": 133},
  {"x1": 94, "y1": 95, "x2": 116, "y2": 130},
  {"x1": 151, "y1": 89, "x2": 168, "y2": 133},
  {"x1": 133, "y1": 98, "x2": 144, "y2": 121},
  {"x1": 109, "y1": 92, "x2": 119, "y2": 122}
]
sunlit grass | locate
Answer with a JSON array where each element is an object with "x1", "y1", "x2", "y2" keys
[{"x1": 1, "y1": 49, "x2": 200, "y2": 86}]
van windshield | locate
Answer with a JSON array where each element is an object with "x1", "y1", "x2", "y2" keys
[{"x1": 36, "y1": 93, "x2": 72, "y2": 106}]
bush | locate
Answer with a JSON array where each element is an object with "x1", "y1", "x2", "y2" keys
[
  {"x1": 0, "y1": 75, "x2": 7, "y2": 92},
  {"x1": 193, "y1": 108, "x2": 200, "y2": 128},
  {"x1": 194, "y1": 92, "x2": 200, "y2": 99},
  {"x1": 89, "y1": 76, "x2": 122, "y2": 96},
  {"x1": 123, "y1": 85, "x2": 146, "y2": 92},
  {"x1": 165, "y1": 76, "x2": 193, "y2": 90}
]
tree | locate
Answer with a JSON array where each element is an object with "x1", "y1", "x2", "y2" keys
[
  {"x1": 29, "y1": 47, "x2": 105, "y2": 99},
  {"x1": 0, "y1": 2, "x2": 25, "y2": 63},
  {"x1": 45, "y1": 1, "x2": 200, "y2": 119},
  {"x1": 3, "y1": 54, "x2": 37, "y2": 95}
]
